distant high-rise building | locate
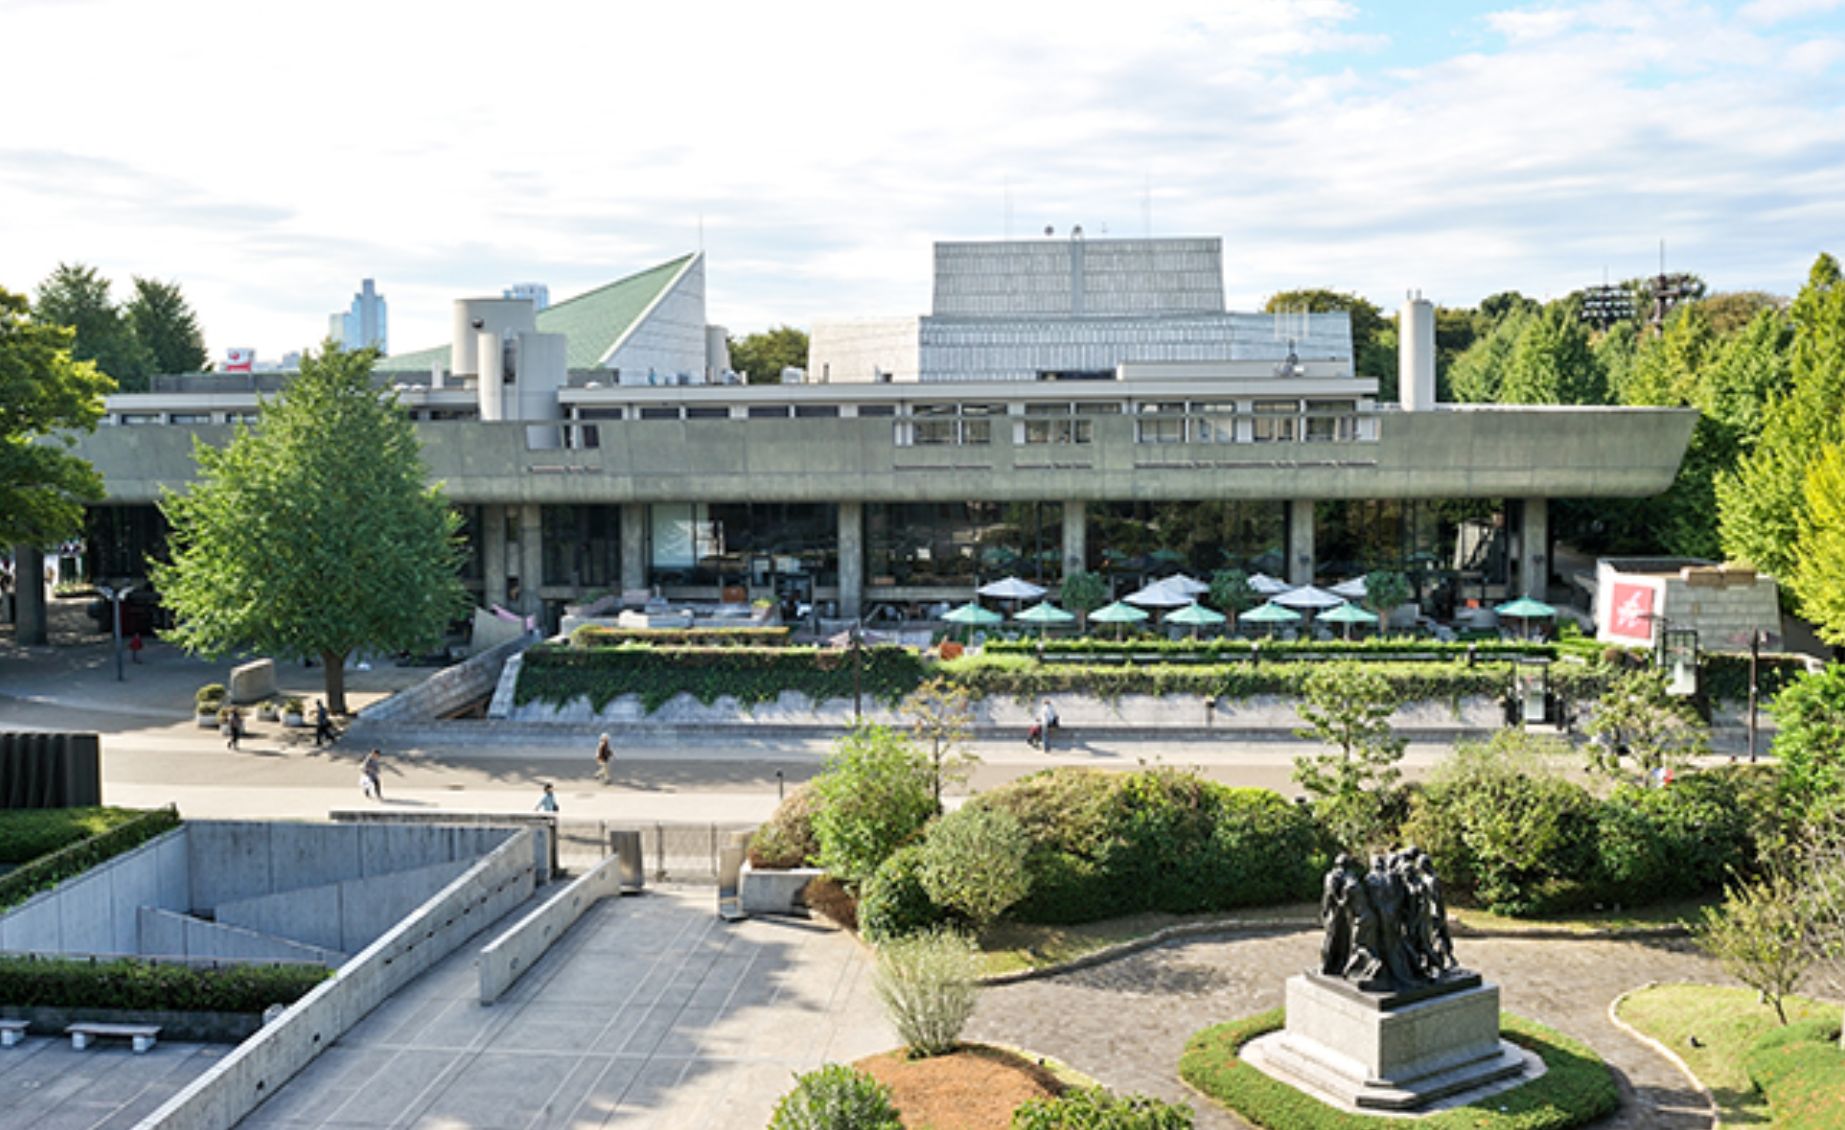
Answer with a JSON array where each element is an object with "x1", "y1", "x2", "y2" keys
[
  {"x1": 330, "y1": 278, "x2": 388, "y2": 352},
  {"x1": 504, "y1": 282, "x2": 550, "y2": 311}
]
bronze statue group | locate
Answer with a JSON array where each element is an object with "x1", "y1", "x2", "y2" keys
[{"x1": 1320, "y1": 847, "x2": 1457, "y2": 990}]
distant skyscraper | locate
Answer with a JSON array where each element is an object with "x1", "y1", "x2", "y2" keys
[
  {"x1": 331, "y1": 278, "x2": 388, "y2": 352},
  {"x1": 504, "y1": 282, "x2": 550, "y2": 310}
]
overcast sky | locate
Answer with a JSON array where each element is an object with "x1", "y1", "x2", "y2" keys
[{"x1": 2, "y1": 0, "x2": 1841, "y2": 363}]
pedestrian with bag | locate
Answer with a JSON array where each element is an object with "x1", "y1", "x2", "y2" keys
[
  {"x1": 361, "y1": 749, "x2": 383, "y2": 801},
  {"x1": 593, "y1": 733, "x2": 613, "y2": 784}
]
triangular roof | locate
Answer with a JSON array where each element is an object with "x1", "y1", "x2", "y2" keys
[{"x1": 377, "y1": 253, "x2": 697, "y2": 373}]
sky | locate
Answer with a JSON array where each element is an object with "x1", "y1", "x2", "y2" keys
[{"x1": 2, "y1": 0, "x2": 1842, "y2": 363}]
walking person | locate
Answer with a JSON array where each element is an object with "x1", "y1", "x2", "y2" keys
[
  {"x1": 1037, "y1": 697, "x2": 1059, "y2": 753},
  {"x1": 313, "y1": 700, "x2": 335, "y2": 747},
  {"x1": 535, "y1": 783, "x2": 559, "y2": 813},
  {"x1": 361, "y1": 749, "x2": 383, "y2": 801},
  {"x1": 128, "y1": 632, "x2": 143, "y2": 664},
  {"x1": 593, "y1": 733, "x2": 613, "y2": 784},
  {"x1": 224, "y1": 707, "x2": 243, "y2": 750}
]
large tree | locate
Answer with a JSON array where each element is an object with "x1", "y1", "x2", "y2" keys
[
  {"x1": 0, "y1": 288, "x2": 113, "y2": 547},
  {"x1": 125, "y1": 277, "x2": 208, "y2": 375},
  {"x1": 728, "y1": 325, "x2": 809, "y2": 384},
  {"x1": 33, "y1": 263, "x2": 152, "y2": 391},
  {"x1": 1791, "y1": 442, "x2": 1845, "y2": 645},
  {"x1": 153, "y1": 345, "x2": 468, "y2": 712}
]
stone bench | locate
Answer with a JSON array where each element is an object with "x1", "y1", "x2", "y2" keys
[
  {"x1": 67, "y1": 1022, "x2": 160, "y2": 1053},
  {"x1": 0, "y1": 1019, "x2": 28, "y2": 1047}
]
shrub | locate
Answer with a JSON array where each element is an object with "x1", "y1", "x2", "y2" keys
[
  {"x1": 1770, "y1": 664, "x2": 1845, "y2": 816},
  {"x1": 0, "y1": 807, "x2": 183, "y2": 911},
  {"x1": 195, "y1": 683, "x2": 225, "y2": 709},
  {"x1": 1697, "y1": 870, "x2": 1815, "y2": 1025},
  {"x1": 0, "y1": 807, "x2": 150, "y2": 864},
  {"x1": 859, "y1": 845, "x2": 950, "y2": 942},
  {"x1": 570, "y1": 625, "x2": 792, "y2": 648},
  {"x1": 1011, "y1": 1087, "x2": 1195, "y2": 1129},
  {"x1": 920, "y1": 805, "x2": 1033, "y2": 930},
  {"x1": 514, "y1": 643, "x2": 926, "y2": 714},
  {"x1": 0, "y1": 953, "x2": 330, "y2": 1012},
  {"x1": 1745, "y1": 1017, "x2": 1845, "y2": 1127},
  {"x1": 767, "y1": 1063, "x2": 903, "y2": 1130},
  {"x1": 1596, "y1": 770, "x2": 1760, "y2": 898},
  {"x1": 811, "y1": 724, "x2": 936, "y2": 887},
  {"x1": 750, "y1": 787, "x2": 821, "y2": 869},
  {"x1": 872, "y1": 927, "x2": 979, "y2": 1057}
]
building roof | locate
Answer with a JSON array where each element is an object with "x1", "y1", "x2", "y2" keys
[{"x1": 377, "y1": 254, "x2": 696, "y2": 374}]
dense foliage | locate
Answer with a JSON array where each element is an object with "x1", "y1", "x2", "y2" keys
[
  {"x1": 810, "y1": 725, "x2": 936, "y2": 887},
  {"x1": 1180, "y1": 1009, "x2": 1619, "y2": 1130},
  {"x1": 1771, "y1": 664, "x2": 1845, "y2": 815},
  {"x1": 746, "y1": 787, "x2": 821, "y2": 870},
  {"x1": 859, "y1": 845, "x2": 949, "y2": 943},
  {"x1": 0, "y1": 954, "x2": 330, "y2": 1012},
  {"x1": 1011, "y1": 1087, "x2": 1195, "y2": 1130},
  {"x1": 0, "y1": 807, "x2": 152, "y2": 864},
  {"x1": 0, "y1": 286, "x2": 112, "y2": 547},
  {"x1": 516, "y1": 643, "x2": 926, "y2": 714},
  {"x1": 766, "y1": 1063, "x2": 903, "y2": 1130},
  {"x1": 918, "y1": 805, "x2": 1033, "y2": 929},
  {"x1": 1292, "y1": 664, "x2": 1407, "y2": 853},
  {"x1": 568, "y1": 625, "x2": 790, "y2": 648},
  {"x1": 1744, "y1": 1018, "x2": 1845, "y2": 1128},
  {"x1": 0, "y1": 807, "x2": 182, "y2": 911},
  {"x1": 872, "y1": 927, "x2": 981, "y2": 1057}
]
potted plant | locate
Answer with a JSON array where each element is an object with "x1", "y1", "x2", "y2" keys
[
  {"x1": 195, "y1": 684, "x2": 226, "y2": 728},
  {"x1": 257, "y1": 699, "x2": 280, "y2": 722},
  {"x1": 281, "y1": 697, "x2": 305, "y2": 727}
]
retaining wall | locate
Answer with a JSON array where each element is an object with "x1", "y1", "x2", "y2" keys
[
  {"x1": 133, "y1": 828, "x2": 539, "y2": 1130},
  {"x1": 136, "y1": 908, "x2": 344, "y2": 965},
  {"x1": 186, "y1": 821, "x2": 512, "y2": 914},
  {"x1": 213, "y1": 859, "x2": 470, "y2": 955},
  {"x1": 359, "y1": 632, "x2": 537, "y2": 725},
  {"x1": 478, "y1": 854, "x2": 627, "y2": 1005},
  {"x1": 0, "y1": 828, "x2": 189, "y2": 954}
]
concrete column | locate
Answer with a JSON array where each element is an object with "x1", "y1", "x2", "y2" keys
[
  {"x1": 1062, "y1": 499, "x2": 1087, "y2": 578},
  {"x1": 482, "y1": 505, "x2": 508, "y2": 608},
  {"x1": 620, "y1": 503, "x2": 646, "y2": 593},
  {"x1": 518, "y1": 504, "x2": 544, "y2": 615},
  {"x1": 837, "y1": 501, "x2": 864, "y2": 620},
  {"x1": 1288, "y1": 499, "x2": 1315, "y2": 586},
  {"x1": 1520, "y1": 497, "x2": 1549, "y2": 600},
  {"x1": 13, "y1": 546, "x2": 47, "y2": 645}
]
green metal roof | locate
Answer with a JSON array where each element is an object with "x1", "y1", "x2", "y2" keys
[{"x1": 377, "y1": 253, "x2": 696, "y2": 373}]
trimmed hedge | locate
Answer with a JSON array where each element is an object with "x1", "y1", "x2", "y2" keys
[
  {"x1": 1011, "y1": 1086, "x2": 1195, "y2": 1128},
  {"x1": 1179, "y1": 1008, "x2": 1619, "y2": 1129},
  {"x1": 986, "y1": 636, "x2": 1562, "y2": 661},
  {"x1": 1705, "y1": 651, "x2": 1811, "y2": 707},
  {"x1": 515, "y1": 643, "x2": 927, "y2": 713},
  {"x1": 1745, "y1": 1017, "x2": 1845, "y2": 1128},
  {"x1": 0, "y1": 807, "x2": 151, "y2": 864},
  {"x1": 747, "y1": 787, "x2": 820, "y2": 869},
  {"x1": 569, "y1": 625, "x2": 791, "y2": 648},
  {"x1": 0, "y1": 807, "x2": 182, "y2": 911},
  {"x1": 0, "y1": 953, "x2": 331, "y2": 1013},
  {"x1": 980, "y1": 769, "x2": 1322, "y2": 925}
]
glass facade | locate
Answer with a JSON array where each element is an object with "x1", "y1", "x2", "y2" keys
[
  {"x1": 866, "y1": 502, "x2": 1063, "y2": 586},
  {"x1": 541, "y1": 505, "x2": 620, "y2": 588},
  {"x1": 1313, "y1": 499, "x2": 1509, "y2": 616},
  {"x1": 1088, "y1": 500, "x2": 1288, "y2": 584},
  {"x1": 83, "y1": 505, "x2": 167, "y2": 580},
  {"x1": 647, "y1": 503, "x2": 837, "y2": 586}
]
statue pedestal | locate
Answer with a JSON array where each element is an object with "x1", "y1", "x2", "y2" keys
[{"x1": 1241, "y1": 972, "x2": 1538, "y2": 1112}]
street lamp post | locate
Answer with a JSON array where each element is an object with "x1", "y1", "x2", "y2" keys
[
  {"x1": 98, "y1": 583, "x2": 134, "y2": 682},
  {"x1": 851, "y1": 621, "x2": 864, "y2": 722}
]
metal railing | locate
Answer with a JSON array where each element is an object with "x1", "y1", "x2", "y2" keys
[{"x1": 556, "y1": 820, "x2": 755, "y2": 883}]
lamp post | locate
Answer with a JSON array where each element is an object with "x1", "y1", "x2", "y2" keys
[
  {"x1": 97, "y1": 583, "x2": 134, "y2": 682},
  {"x1": 851, "y1": 621, "x2": 864, "y2": 722}
]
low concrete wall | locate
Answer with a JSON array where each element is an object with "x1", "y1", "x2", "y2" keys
[
  {"x1": 0, "y1": 828, "x2": 189, "y2": 955},
  {"x1": 187, "y1": 821, "x2": 512, "y2": 915},
  {"x1": 214, "y1": 859, "x2": 469, "y2": 955},
  {"x1": 133, "y1": 828, "x2": 539, "y2": 1130},
  {"x1": 137, "y1": 908, "x2": 344, "y2": 965},
  {"x1": 328, "y1": 811, "x2": 556, "y2": 882},
  {"x1": 478, "y1": 855, "x2": 627, "y2": 1005},
  {"x1": 358, "y1": 632, "x2": 537, "y2": 725},
  {"x1": 739, "y1": 863, "x2": 822, "y2": 917}
]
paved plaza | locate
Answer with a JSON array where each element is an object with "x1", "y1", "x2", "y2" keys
[{"x1": 0, "y1": 1032, "x2": 226, "y2": 1130}]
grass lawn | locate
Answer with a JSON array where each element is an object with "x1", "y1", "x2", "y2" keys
[
  {"x1": 1449, "y1": 893, "x2": 1717, "y2": 936},
  {"x1": 0, "y1": 807, "x2": 151, "y2": 865},
  {"x1": 1614, "y1": 983, "x2": 1841, "y2": 1128}
]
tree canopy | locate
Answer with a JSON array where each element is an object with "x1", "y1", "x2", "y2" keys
[
  {"x1": 125, "y1": 277, "x2": 208, "y2": 376},
  {"x1": 728, "y1": 325, "x2": 809, "y2": 384},
  {"x1": 152, "y1": 345, "x2": 467, "y2": 712},
  {"x1": 34, "y1": 263, "x2": 152, "y2": 391},
  {"x1": 0, "y1": 288, "x2": 113, "y2": 547}
]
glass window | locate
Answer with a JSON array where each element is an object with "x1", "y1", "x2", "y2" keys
[
  {"x1": 857, "y1": 404, "x2": 896, "y2": 417},
  {"x1": 866, "y1": 502, "x2": 1063, "y2": 586},
  {"x1": 1252, "y1": 399, "x2": 1299, "y2": 443},
  {"x1": 1305, "y1": 399, "x2": 1357, "y2": 442},
  {"x1": 684, "y1": 406, "x2": 728, "y2": 420},
  {"x1": 748, "y1": 405, "x2": 791, "y2": 418},
  {"x1": 794, "y1": 404, "x2": 840, "y2": 418},
  {"x1": 542, "y1": 505, "x2": 620, "y2": 588},
  {"x1": 639, "y1": 406, "x2": 679, "y2": 420}
]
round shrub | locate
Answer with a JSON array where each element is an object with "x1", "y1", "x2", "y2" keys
[
  {"x1": 811, "y1": 724, "x2": 936, "y2": 886},
  {"x1": 768, "y1": 1063, "x2": 903, "y2": 1130},
  {"x1": 749, "y1": 786, "x2": 821, "y2": 870},
  {"x1": 859, "y1": 844, "x2": 949, "y2": 942},
  {"x1": 872, "y1": 927, "x2": 980, "y2": 1057},
  {"x1": 919, "y1": 805, "x2": 1033, "y2": 929},
  {"x1": 1011, "y1": 1086, "x2": 1195, "y2": 1129}
]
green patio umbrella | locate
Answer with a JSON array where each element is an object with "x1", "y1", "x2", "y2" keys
[
  {"x1": 1014, "y1": 601, "x2": 1076, "y2": 641},
  {"x1": 1240, "y1": 600, "x2": 1303, "y2": 638},
  {"x1": 1089, "y1": 600, "x2": 1150, "y2": 639},
  {"x1": 1167, "y1": 600, "x2": 1227, "y2": 639},
  {"x1": 1494, "y1": 595, "x2": 1558, "y2": 640},
  {"x1": 942, "y1": 601, "x2": 1004, "y2": 644},
  {"x1": 1318, "y1": 600, "x2": 1379, "y2": 640}
]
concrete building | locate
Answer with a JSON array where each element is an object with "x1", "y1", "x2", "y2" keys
[
  {"x1": 330, "y1": 278, "x2": 388, "y2": 353},
  {"x1": 26, "y1": 240, "x2": 1697, "y2": 642}
]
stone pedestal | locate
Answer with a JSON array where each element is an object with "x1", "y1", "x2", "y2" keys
[{"x1": 1242, "y1": 972, "x2": 1535, "y2": 1111}]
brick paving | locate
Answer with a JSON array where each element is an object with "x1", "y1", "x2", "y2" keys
[{"x1": 969, "y1": 927, "x2": 1726, "y2": 1129}]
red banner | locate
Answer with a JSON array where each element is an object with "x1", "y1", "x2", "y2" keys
[{"x1": 1608, "y1": 581, "x2": 1655, "y2": 643}]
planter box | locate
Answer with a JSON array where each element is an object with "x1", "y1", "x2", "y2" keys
[
  {"x1": 196, "y1": 711, "x2": 220, "y2": 729},
  {"x1": 739, "y1": 862, "x2": 824, "y2": 917},
  {"x1": 282, "y1": 712, "x2": 304, "y2": 728}
]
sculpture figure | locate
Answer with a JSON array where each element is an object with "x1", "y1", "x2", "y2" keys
[
  {"x1": 1316, "y1": 847, "x2": 1459, "y2": 991},
  {"x1": 1319, "y1": 853, "x2": 1361, "y2": 976}
]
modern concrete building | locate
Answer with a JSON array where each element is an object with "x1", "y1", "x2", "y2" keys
[
  {"x1": 25, "y1": 239, "x2": 1697, "y2": 641},
  {"x1": 330, "y1": 277, "x2": 388, "y2": 353}
]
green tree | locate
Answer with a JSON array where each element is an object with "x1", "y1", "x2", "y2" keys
[
  {"x1": 1448, "y1": 307, "x2": 1530, "y2": 403},
  {"x1": 125, "y1": 277, "x2": 208, "y2": 375},
  {"x1": 1719, "y1": 254, "x2": 1845, "y2": 580},
  {"x1": 810, "y1": 723, "x2": 935, "y2": 886},
  {"x1": 728, "y1": 325, "x2": 808, "y2": 384},
  {"x1": 0, "y1": 288, "x2": 114, "y2": 547},
  {"x1": 1207, "y1": 568, "x2": 1255, "y2": 628},
  {"x1": 1697, "y1": 869, "x2": 1814, "y2": 1026},
  {"x1": 1499, "y1": 303, "x2": 1605, "y2": 405},
  {"x1": 1292, "y1": 664, "x2": 1407, "y2": 852},
  {"x1": 1264, "y1": 289, "x2": 1392, "y2": 394},
  {"x1": 918, "y1": 805, "x2": 1032, "y2": 930},
  {"x1": 1797, "y1": 810, "x2": 1845, "y2": 1049},
  {"x1": 1584, "y1": 668, "x2": 1709, "y2": 782},
  {"x1": 1791, "y1": 442, "x2": 1845, "y2": 645},
  {"x1": 152, "y1": 345, "x2": 468, "y2": 713},
  {"x1": 33, "y1": 263, "x2": 151, "y2": 391},
  {"x1": 901, "y1": 676, "x2": 977, "y2": 810},
  {"x1": 1363, "y1": 569, "x2": 1411, "y2": 623},
  {"x1": 1770, "y1": 665, "x2": 1845, "y2": 814},
  {"x1": 1699, "y1": 290, "x2": 1783, "y2": 335},
  {"x1": 1060, "y1": 569, "x2": 1108, "y2": 629}
]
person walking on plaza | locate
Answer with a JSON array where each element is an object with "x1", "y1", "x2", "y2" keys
[
  {"x1": 313, "y1": 700, "x2": 335, "y2": 747},
  {"x1": 361, "y1": 749, "x2": 383, "y2": 801},
  {"x1": 593, "y1": 733, "x2": 613, "y2": 784},
  {"x1": 536, "y1": 783, "x2": 559, "y2": 812},
  {"x1": 224, "y1": 707, "x2": 243, "y2": 750},
  {"x1": 1036, "y1": 697, "x2": 1059, "y2": 752},
  {"x1": 128, "y1": 632, "x2": 143, "y2": 664}
]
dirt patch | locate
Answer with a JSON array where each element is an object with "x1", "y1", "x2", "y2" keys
[{"x1": 856, "y1": 1044, "x2": 1064, "y2": 1129}]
